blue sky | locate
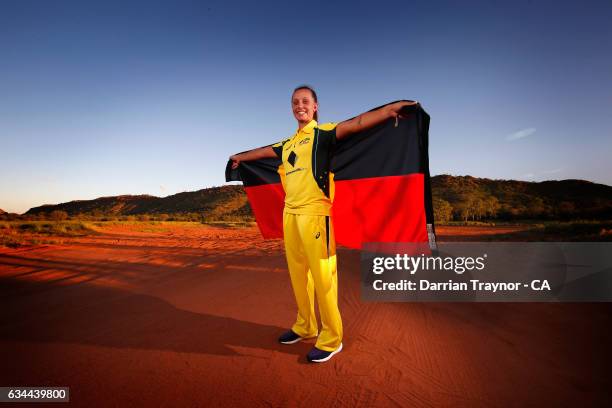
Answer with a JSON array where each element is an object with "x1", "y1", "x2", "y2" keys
[{"x1": 1, "y1": 0, "x2": 611, "y2": 213}]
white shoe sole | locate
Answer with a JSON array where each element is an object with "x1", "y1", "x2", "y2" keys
[
  {"x1": 279, "y1": 337, "x2": 302, "y2": 345},
  {"x1": 310, "y1": 342, "x2": 343, "y2": 363}
]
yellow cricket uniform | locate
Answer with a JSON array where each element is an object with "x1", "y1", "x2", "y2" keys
[{"x1": 271, "y1": 120, "x2": 343, "y2": 352}]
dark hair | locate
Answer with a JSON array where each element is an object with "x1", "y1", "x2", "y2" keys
[{"x1": 292, "y1": 85, "x2": 318, "y2": 122}]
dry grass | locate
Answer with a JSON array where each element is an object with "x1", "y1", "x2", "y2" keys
[
  {"x1": 0, "y1": 220, "x2": 256, "y2": 248},
  {"x1": 0, "y1": 221, "x2": 94, "y2": 248},
  {"x1": 2, "y1": 219, "x2": 609, "y2": 248}
]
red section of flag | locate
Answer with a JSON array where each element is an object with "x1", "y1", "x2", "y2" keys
[
  {"x1": 244, "y1": 173, "x2": 427, "y2": 249},
  {"x1": 333, "y1": 174, "x2": 427, "y2": 248},
  {"x1": 244, "y1": 183, "x2": 284, "y2": 239}
]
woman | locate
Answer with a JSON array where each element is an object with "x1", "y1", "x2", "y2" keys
[{"x1": 230, "y1": 86, "x2": 415, "y2": 363}]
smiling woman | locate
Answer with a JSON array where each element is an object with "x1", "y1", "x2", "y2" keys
[
  {"x1": 229, "y1": 85, "x2": 416, "y2": 363},
  {"x1": 292, "y1": 85, "x2": 319, "y2": 124}
]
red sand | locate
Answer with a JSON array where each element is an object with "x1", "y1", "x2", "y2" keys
[{"x1": 1, "y1": 224, "x2": 610, "y2": 407}]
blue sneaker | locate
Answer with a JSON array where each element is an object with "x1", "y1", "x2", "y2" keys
[
  {"x1": 278, "y1": 330, "x2": 302, "y2": 345},
  {"x1": 307, "y1": 343, "x2": 343, "y2": 363}
]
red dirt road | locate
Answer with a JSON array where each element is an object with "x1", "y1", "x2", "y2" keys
[{"x1": 1, "y1": 224, "x2": 610, "y2": 407}]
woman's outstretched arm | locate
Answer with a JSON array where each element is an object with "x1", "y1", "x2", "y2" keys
[
  {"x1": 335, "y1": 101, "x2": 418, "y2": 140},
  {"x1": 229, "y1": 146, "x2": 276, "y2": 169}
]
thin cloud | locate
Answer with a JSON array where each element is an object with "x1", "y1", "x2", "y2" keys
[
  {"x1": 506, "y1": 128, "x2": 536, "y2": 141},
  {"x1": 543, "y1": 168, "x2": 563, "y2": 174},
  {"x1": 522, "y1": 173, "x2": 535, "y2": 179}
]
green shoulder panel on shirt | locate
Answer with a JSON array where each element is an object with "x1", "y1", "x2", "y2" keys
[
  {"x1": 311, "y1": 124, "x2": 338, "y2": 198},
  {"x1": 316, "y1": 122, "x2": 338, "y2": 148},
  {"x1": 271, "y1": 137, "x2": 291, "y2": 159}
]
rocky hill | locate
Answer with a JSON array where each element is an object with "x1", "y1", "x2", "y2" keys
[
  {"x1": 21, "y1": 176, "x2": 612, "y2": 221},
  {"x1": 431, "y1": 175, "x2": 612, "y2": 220},
  {"x1": 25, "y1": 185, "x2": 251, "y2": 221}
]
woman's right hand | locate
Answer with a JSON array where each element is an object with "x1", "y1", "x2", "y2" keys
[
  {"x1": 229, "y1": 146, "x2": 276, "y2": 168},
  {"x1": 230, "y1": 154, "x2": 240, "y2": 169}
]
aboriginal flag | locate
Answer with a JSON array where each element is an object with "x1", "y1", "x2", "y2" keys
[{"x1": 225, "y1": 101, "x2": 437, "y2": 250}]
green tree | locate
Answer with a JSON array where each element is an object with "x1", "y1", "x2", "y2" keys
[
  {"x1": 475, "y1": 199, "x2": 487, "y2": 221},
  {"x1": 433, "y1": 198, "x2": 453, "y2": 223},
  {"x1": 485, "y1": 196, "x2": 500, "y2": 219},
  {"x1": 454, "y1": 194, "x2": 476, "y2": 222},
  {"x1": 527, "y1": 197, "x2": 546, "y2": 218}
]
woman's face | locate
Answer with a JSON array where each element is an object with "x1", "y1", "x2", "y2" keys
[{"x1": 292, "y1": 89, "x2": 318, "y2": 123}]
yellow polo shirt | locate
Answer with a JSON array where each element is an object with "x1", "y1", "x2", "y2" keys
[{"x1": 271, "y1": 120, "x2": 337, "y2": 215}]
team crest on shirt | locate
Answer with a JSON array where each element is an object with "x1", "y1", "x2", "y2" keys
[{"x1": 299, "y1": 138, "x2": 310, "y2": 145}]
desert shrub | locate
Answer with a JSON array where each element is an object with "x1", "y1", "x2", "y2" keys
[
  {"x1": 1, "y1": 235, "x2": 24, "y2": 248},
  {"x1": 49, "y1": 210, "x2": 68, "y2": 221},
  {"x1": 64, "y1": 222, "x2": 89, "y2": 232},
  {"x1": 19, "y1": 223, "x2": 41, "y2": 232}
]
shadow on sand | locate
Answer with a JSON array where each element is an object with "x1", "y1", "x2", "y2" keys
[{"x1": 0, "y1": 273, "x2": 311, "y2": 359}]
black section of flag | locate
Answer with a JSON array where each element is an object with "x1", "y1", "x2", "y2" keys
[
  {"x1": 226, "y1": 102, "x2": 427, "y2": 186},
  {"x1": 224, "y1": 100, "x2": 435, "y2": 228},
  {"x1": 225, "y1": 157, "x2": 281, "y2": 186}
]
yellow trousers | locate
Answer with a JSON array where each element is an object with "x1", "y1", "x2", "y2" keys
[{"x1": 283, "y1": 212, "x2": 343, "y2": 352}]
